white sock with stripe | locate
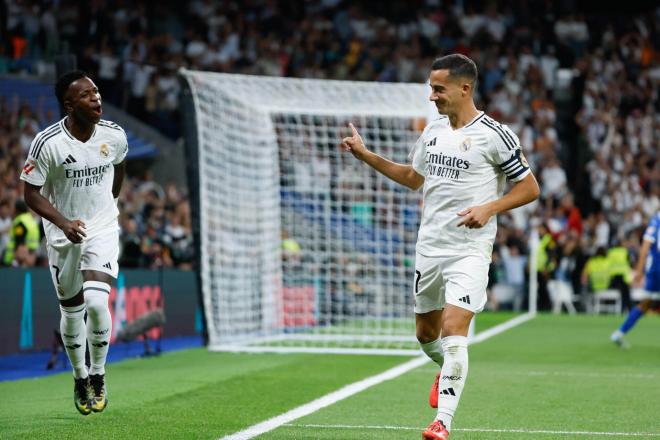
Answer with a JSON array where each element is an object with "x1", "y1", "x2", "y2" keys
[
  {"x1": 59, "y1": 303, "x2": 88, "y2": 379},
  {"x1": 436, "y1": 335, "x2": 469, "y2": 431},
  {"x1": 83, "y1": 281, "x2": 112, "y2": 376}
]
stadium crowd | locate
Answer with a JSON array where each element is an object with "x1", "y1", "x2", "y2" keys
[{"x1": 1, "y1": 0, "x2": 658, "y2": 311}]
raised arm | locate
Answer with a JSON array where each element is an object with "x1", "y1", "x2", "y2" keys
[
  {"x1": 23, "y1": 181, "x2": 86, "y2": 243},
  {"x1": 341, "y1": 123, "x2": 424, "y2": 191}
]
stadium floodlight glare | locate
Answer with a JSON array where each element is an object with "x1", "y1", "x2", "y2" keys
[{"x1": 180, "y1": 70, "x2": 536, "y2": 355}]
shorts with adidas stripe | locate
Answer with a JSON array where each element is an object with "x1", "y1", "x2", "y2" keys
[
  {"x1": 47, "y1": 230, "x2": 119, "y2": 300},
  {"x1": 413, "y1": 251, "x2": 489, "y2": 314}
]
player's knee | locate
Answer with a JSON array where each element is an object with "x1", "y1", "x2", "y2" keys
[
  {"x1": 441, "y1": 306, "x2": 473, "y2": 336},
  {"x1": 84, "y1": 286, "x2": 110, "y2": 319},
  {"x1": 441, "y1": 317, "x2": 470, "y2": 337},
  {"x1": 416, "y1": 326, "x2": 440, "y2": 344}
]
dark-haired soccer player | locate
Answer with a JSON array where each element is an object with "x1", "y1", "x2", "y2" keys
[
  {"x1": 20, "y1": 71, "x2": 127, "y2": 415},
  {"x1": 341, "y1": 54, "x2": 539, "y2": 439}
]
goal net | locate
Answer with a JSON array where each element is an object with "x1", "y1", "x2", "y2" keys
[{"x1": 180, "y1": 70, "x2": 534, "y2": 355}]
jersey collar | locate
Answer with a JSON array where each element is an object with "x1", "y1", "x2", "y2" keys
[{"x1": 60, "y1": 117, "x2": 97, "y2": 143}]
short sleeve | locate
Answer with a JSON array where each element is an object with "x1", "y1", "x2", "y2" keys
[
  {"x1": 20, "y1": 138, "x2": 51, "y2": 186},
  {"x1": 113, "y1": 129, "x2": 128, "y2": 165},
  {"x1": 485, "y1": 122, "x2": 530, "y2": 182},
  {"x1": 644, "y1": 216, "x2": 658, "y2": 243},
  {"x1": 408, "y1": 133, "x2": 426, "y2": 177}
]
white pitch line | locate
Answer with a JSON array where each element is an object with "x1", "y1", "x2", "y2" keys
[
  {"x1": 219, "y1": 312, "x2": 535, "y2": 440},
  {"x1": 286, "y1": 423, "x2": 660, "y2": 437}
]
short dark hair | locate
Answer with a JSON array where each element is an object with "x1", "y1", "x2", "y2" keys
[
  {"x1": 55, "y1": 70, "x2": 88, "y2": 107},
  {"x1": 431, "y1": 54, "x2": 478, "y2": 86}
]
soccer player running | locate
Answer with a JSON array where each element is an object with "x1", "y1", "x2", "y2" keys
[
  {"x1": 20, "y1": 71, "x2": 127, "y2": 415},
  {"x1": 611, "y1": 211, "x2": 660, "y2": 348},
  {"x1": 341, "y1": 54, "x2": 539, "y2": 439}
]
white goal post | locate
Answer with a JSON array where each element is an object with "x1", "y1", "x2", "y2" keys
[{"x1": 180, "y1": 69, "x2": 536, "y2": 355}]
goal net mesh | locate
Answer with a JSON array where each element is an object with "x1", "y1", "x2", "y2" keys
[{"x1": 182, "y1": 70, "x2": 454, "y2": 354}]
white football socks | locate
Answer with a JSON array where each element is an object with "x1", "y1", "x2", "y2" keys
[
  {"x1": 420, "y1": 337, "x2": 444, "y2": 367},
  {"x1": 84, "y1": 281, "x2": 112, "y2": 376},
  {"x1": 59, "y1": 303, "x2": 88, "y2": 379},
  {"x1": 436, "y1": 335, "x2": 469, "y2": 431}
]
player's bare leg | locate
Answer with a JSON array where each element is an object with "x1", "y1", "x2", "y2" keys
[
  {"x1": 423, "y1": 305, "x2": 472, "y2": 438},
  {"x1": 83, "y1": 270, "x2": 113, "y2": 412},
  {"x1": 60, "y1": 289, "x2": 91, "y2": 415}
]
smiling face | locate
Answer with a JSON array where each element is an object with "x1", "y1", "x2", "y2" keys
[
  {"x1": 428, "y1": 69, "x2": 473, "y2": 116},
  {"x1": 63, "y1": 76, "x2": 102, "y2": 124}
]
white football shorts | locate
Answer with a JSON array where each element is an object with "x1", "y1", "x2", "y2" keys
[
  {"x1": 47, "y1": 230, "x2": 119, "y2": 300},
  {"x1": 413, "y1": 251, "x2": 490, "y2": 314}
]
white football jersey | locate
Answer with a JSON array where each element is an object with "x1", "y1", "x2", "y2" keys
[
  {"x1": 20, "y1": 118, "x2": 128, "y2": 246},
  {"x1": 409, "y1": 112, "x2": 530, "y2": 258}
]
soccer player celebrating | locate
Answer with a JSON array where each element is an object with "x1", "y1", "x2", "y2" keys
[
  {"x1": 341, "y1": 54, "x2": 539, "y2": 439},
  {"x1": 610, "y1": 211, "x2": 660, "y2": 348},
  {"x1": 20, "y1": 71, "x2": 127, "y2": 415}
]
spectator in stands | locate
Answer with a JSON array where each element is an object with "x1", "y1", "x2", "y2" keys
[
  {"x1": 499, "y1": 241, "x2": 527, "y2": 311},
  {"x1": 536, "y1": 223, "x2": 556, "y2": 311},
  {"x1": 118, "y1": 216, "x2": 142, "y2": 268},
  {"x1": 607, "y1": 240, "x2": 633, "y2": 312},
  {"x1": 581, "y1": 246, "x2": 611, "y2": 299},
  {"x1": 0, "y1": 199, "x2": 13, "y2": 255},
  {"x1": 2, "y1": 199, "x2": 39, "y2": 267}
]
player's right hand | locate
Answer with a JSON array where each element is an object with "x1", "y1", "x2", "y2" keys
[
  {"x1": 61, "y1": 219, "x2": 87, "y2": 243},
  {"x1": 341, "y1": 123, "x2": 368, "y2": 160}
]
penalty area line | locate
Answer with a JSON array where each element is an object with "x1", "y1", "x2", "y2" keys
[{"x1": 219, "y1": 312, "x2": 535, "y2": 440}]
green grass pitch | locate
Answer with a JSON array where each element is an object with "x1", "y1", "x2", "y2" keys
[{"x1": 2, "y1": 313, "x2": 660, "y2": 439}]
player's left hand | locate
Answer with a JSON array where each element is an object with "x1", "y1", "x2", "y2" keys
[{"x1": 457, "y1": 205, "x2": 494, "y2": 228}]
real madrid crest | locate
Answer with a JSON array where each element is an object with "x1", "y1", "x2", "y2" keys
[
  {"x1": 100, "y1": 143, "x2": 109, "y2": 157},
  {"x1": 459, "y1": 137, "x2": 472, "y2": 152}
]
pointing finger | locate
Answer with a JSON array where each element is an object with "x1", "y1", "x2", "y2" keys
[{"x1": 349, "y1": 123, "x2": 359, "y2": 137}]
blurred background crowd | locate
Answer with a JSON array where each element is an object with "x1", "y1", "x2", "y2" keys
[{"x1": 1, "y1": 0, "x2": 658, "y2": 311}]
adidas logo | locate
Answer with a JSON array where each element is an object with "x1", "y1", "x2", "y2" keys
[
  {"x1": 103, "y1": 262, "x2": 112, "y2": 270},
  {"x1": 425, "y1": 137, "x2": 437, "y2": 147},
  {"x1": 62, "y1": 154, "x2": 77, "y2": 165},
  {"x1": 458, "y1": 295, "x2": 471, "y2": 305},
  {"x1": 439, "y1": 387, "x2": 456, "y2": 396}
]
